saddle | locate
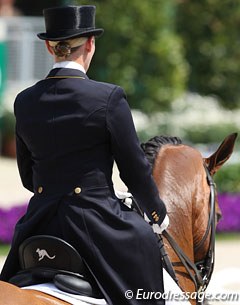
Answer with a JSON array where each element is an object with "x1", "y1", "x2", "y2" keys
[{"x1": 9, "y1": 235, "x2": 103, "y2": 298}]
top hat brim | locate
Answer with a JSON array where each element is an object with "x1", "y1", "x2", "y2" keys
[{"x1": 37, "y1": 28, "x2": 104, "y2": 41}]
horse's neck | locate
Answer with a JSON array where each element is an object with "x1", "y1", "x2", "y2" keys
[
  {"x1": 152, "y1": 145, "x2": 208, "y2": 299},
  {"x1": 153, "y1": 145, "x2": 207, "y2": 259},
  {"x1": 192, "y1": 169, "x2": 211, "y2": 262}
]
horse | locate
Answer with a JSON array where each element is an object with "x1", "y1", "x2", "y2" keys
[
  {"x1": 0, "y1": 133, "x2": 237, "y2": 305},
  {"x1": 141, "y1": 133, "x2": 237, "y2": 304}
]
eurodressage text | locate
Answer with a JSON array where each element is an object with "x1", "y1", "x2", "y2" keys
[{"x1": 124, "y1": 289, "x2": 239, "y2": 303}]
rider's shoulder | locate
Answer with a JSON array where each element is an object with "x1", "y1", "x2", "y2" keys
[{"x1": 87, "y1": 79, "x2": 125, "y2": 98}]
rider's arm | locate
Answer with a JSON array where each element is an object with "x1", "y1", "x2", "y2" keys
[
  {"x1": 15, "y1": 129, "x2": 34, "y2": 193},
  {"x1": 106, "y1": 86, "x2": 167, "y2": 226}
]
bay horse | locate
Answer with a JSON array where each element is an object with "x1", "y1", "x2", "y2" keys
[
  {"x1": 0, "y1": 133, "x2": 237, "y2": 305},
  {"x1": 141, "y1": 133, "x2": 237, "y2": 304}
]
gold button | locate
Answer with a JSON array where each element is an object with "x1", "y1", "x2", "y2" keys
[
  {"x1": 38, "y1": 186, "x2": 43, "y2": 194},
  {"x1": 74, "y1": 187, "x2": 82, "y2": 194}
]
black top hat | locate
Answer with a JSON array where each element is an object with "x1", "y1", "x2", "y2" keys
[{"x1": 37, "y1": 5, "x2": 104, "y2": 41}]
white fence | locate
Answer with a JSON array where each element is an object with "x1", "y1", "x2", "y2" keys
[{"x1": 1, "y1": 17, "x2": 54, "y2": 109}]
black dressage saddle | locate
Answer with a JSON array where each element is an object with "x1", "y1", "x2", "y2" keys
[{"x1": 9, "y1": 235, "x2": 103, "y2": 298}]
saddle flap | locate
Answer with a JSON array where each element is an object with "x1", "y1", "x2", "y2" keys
[
  {"x1": 54, "y1": 274, "x2": 103, "y2": 298},
  {"x1": 19, "y1": 235, "x2": 85, "y2": 274}
]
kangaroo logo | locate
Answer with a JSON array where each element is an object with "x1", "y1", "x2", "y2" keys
[{"x1": 36, "y1": 248, "x2": 56, "y2": 261}]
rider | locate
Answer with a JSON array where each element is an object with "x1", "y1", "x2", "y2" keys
[{"x1": 0, "y1": 5, "x2": 169, "y2": 305}]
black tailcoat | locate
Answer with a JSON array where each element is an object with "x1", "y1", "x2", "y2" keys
[{"x1": 0, "y1": 68, "x2": 166, "y2": 304}]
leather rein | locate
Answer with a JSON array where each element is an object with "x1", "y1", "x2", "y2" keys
[{"x1": 132, "y1": 164, "x2": 216, "y2": 302}]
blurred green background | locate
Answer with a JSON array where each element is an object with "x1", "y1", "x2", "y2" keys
[{"x1": 0, "y1": 0, "x2": 239, "y2": 193}]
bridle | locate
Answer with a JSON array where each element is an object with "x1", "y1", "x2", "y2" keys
[
  {"x1": 160, "y1": 164, "x2": 216, "y2": 303},
  {"x1": 195, "y1": 164, "x2": 216, "y2": 291},
  {"x1": 132, "y1": 163, "x2": 216, "y2": 304}
]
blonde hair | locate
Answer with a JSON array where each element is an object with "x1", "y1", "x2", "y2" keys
[{"x1": 49, "y1": 37, "x2": 88, "y2": 58}]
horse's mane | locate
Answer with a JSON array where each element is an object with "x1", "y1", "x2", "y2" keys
[{"x1": 141, "y1": 135, "x2": 182, "y2": 168}]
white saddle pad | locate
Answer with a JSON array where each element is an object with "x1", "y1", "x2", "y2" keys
[
  {"x1": 22, "y1": 269, "x2": 190, "y2": 305},
  {"x1": 163, "y1": 269, "x2": 191, "y2": 305},
  {"x1": 22, "y1": 283, "x2": 107, "y2": 305}
]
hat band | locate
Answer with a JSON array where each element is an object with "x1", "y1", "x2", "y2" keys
[{"x1": 47, "y1": 27, "x2": 96, "y2": 36}]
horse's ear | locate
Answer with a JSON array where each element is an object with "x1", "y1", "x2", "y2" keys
[{"x1": 204, "y1": 133, "x2": 238, "y2": 175}]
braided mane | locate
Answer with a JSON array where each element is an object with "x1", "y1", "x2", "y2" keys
[{"x1": 141, "y1": 135, "x2": 182, "y2": 168}]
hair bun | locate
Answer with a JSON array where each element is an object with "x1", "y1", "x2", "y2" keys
[{"x1": 54, "y1": 41, "x2": 71, "y2": 57}]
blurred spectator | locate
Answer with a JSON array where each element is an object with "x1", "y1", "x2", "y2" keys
[
  {"x1": 0, "y1": 0, "x2": 21, "y2": 16},
  {"x1": 15, "y1": 0, "x2": 63, "y2": 16}
]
